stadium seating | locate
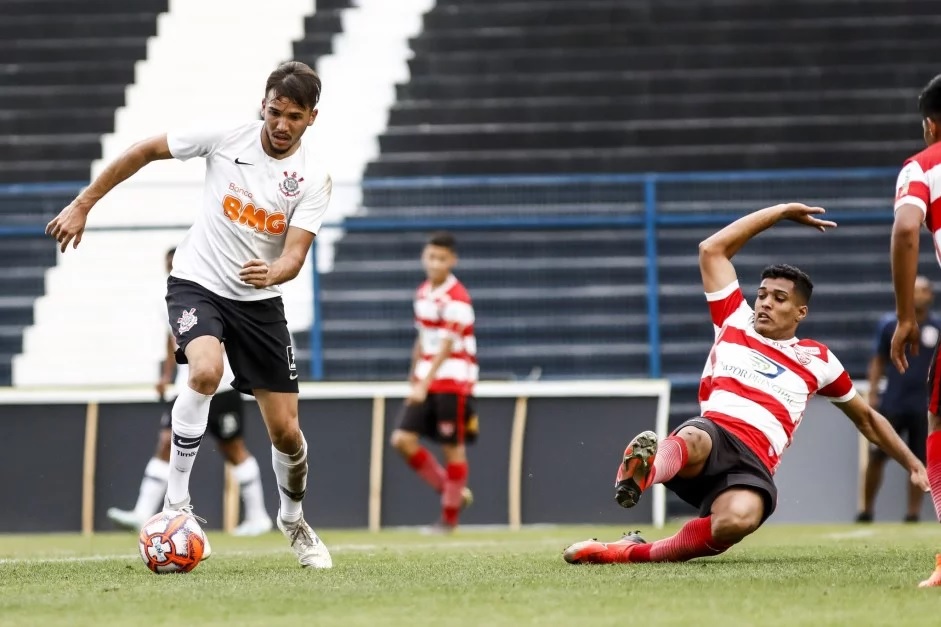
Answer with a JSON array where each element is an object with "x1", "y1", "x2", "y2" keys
[
  {"x1": 306, "y1": 0, "x2": 929, "y2": 382},
  {"x1": 0, "y1": 0, "x2": 166, "y2": 385},
  {"x1": 367, "y1": 0, "x2": 930, "y2": 177}
]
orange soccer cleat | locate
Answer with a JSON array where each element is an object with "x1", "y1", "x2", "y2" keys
[
  {"x1": 562, "y1": 532, "x2": 647, "y2": 564},
  {"x1": 614, "y1": 430, "x2": 659, "y2": 508},
  {"x1": 919, "y1": 554, "x2": 941, "y2": 588}
]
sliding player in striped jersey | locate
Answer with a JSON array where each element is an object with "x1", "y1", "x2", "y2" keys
[{"x1": 564, "y1": 202, "x2": 929, "y2": 565}]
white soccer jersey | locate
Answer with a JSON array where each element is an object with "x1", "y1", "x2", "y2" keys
[
  {"x1": 167, "y1": 121, "x2": 332, "y2": 301},
  {"x1": 699, "y1": 281, "x2": 856, "y2": 473}
]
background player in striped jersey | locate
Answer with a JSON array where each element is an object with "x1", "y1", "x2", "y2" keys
[
  {"x1": 564, "y1": 202, "x2": 929, "y2": 565},
  {"x1": 890, "y1": 72, "x2": 941, "y2": 587},
  {"x1": 390, "y1": 232, "x2": 477, "y2": 532}
]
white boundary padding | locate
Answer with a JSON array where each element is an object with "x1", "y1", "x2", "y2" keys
[
  {"x1": 652, "y1": 381, "x2": 671, "y2": 529},
  {"x1": 0, "y1": 379, "x2": 670, "y2": 404}
]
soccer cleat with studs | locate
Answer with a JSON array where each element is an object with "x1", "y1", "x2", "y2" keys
[{"x1": 614, "y1": 430, "x2": 659, "y2": 508}]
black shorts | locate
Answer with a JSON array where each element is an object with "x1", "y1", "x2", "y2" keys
[
  {"x1": 397, "y1": 393, "x2": 479, "y2": 445},
  {"x1": 870, "y1": 410, "x2": 927, "y2": 463},
  {"x1": 166, "y1": 276, "x2": 298, "y2": 395},
  {"x1": 159, "y1": 388, "x2": 245, "y2": 442},
  {"x1": 663, "y1": 417, "x2": 778, "y2": 524}
]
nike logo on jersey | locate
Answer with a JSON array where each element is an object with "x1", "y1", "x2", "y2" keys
[{"x1": 234, "y1": 157, "x2": 253, "y2": 166}]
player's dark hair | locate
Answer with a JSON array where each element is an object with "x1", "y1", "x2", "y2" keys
[
  {"x1": 919, "y1": 74, "x2": 941, "y2": 121},
  {"x1": 761, "y1": 264, "x2": 813, "y2": 303},
  {"x1": 265, "y1": 61, "x2": 321, "y2": 110},
  {"x1": 427, "y1": 231, "x2": 456, "y2": 252}
]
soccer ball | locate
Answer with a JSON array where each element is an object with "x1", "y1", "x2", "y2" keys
[{"x1": 138, "y1": 510, "x2": 207, "y2": 574}]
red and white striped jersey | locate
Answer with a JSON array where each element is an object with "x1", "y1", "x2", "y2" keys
[
  {"x1": 413, "y1": 274, "x2": 478, "y2": 394},
  {"x1": 895, "y1": 142, "x2": 941, "y2": 266},
  {"x1": 699, "y1": 281, "x2": 856, "y2": 473}
]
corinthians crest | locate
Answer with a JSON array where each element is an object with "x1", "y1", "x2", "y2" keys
[{"x1": 279, "y1": 171, "x2": 304, "y2": 197}]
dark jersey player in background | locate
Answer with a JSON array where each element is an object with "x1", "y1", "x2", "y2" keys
[{"x1": 858, "y1": 277, "x2": 937, "y2": 523}]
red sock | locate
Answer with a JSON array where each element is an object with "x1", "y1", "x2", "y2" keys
[
  {"x1": 927, "y1": 432, "x2": 941, "y2": 521},
  {"x1": 407, "y1": 447, "x2": 446, "y2": 493},
  {"x1": 629, "y1": 516, "x2": 734, "y2": 562},
  {"x1": 441, "y1": 462, "x2": 468, "y2": 526},
  {"x1": 650, "y1": 436, "x2": 688, "y2": 485}
]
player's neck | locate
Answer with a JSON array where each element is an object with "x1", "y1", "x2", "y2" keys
[{"x1": 427, "y1": 274, "x2": 451, "y2": 289}]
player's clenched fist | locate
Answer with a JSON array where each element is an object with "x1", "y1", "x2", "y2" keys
[
  {"x1": 239, "y1": 259, "x2": 271, "y2": 288},
  {"x1": 45, "y1": 201, "x2": 89, "y2": 253}
]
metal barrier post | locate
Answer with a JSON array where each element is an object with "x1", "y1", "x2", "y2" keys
[
  {"x1": 643, "y1": 175, "x2": 662, "y2": 379},
  {"x1": 310, "y1": 238, "x2": 324, "y2": 381}
]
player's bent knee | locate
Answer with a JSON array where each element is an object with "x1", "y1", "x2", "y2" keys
[
  {"x1": 269, "y1": 424, "x2": 303, "y2": 454},
  {"x1": 187, "y1": 362, "x2": 223, "y2": 395},
  {"x1": 390, "y1": 429, "x2": 418, "y2": 452},
  {"x1": 676, "y1": 426, "x2": 712, "y2": 463},
  {"x1": 929, "y1": 412, "x2": 941, "y2": 433}
]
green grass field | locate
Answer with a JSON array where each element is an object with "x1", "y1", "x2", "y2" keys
[{"x1": 0, "y1": 523, "x2": 939, "y2": 626}]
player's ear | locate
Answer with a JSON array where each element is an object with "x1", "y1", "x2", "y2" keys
[
  {"x1": 260, "y1": 99, "x2": 267, "y2": 118},
  {"x1": 796, "y1": 304, "x2": 808, "y2": 323},
  {"x1": 308, "y1": 109, "x2": 318, "y2": 127}
]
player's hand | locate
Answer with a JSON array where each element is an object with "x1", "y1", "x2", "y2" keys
[
  {"x1": 155, "y1": 376, "x2": 171, "y2": 400},
  {"x1": 910, "y1": 462, "x2": 931, "y2": 493},
  {"x1": 406, "y1": 382, "x2": 428, "y2": 405},
  {"x1": 45, "y1": 200, "x2": 90, "y2": 253},
  {"x1": 777, "y1": 203, "x2": 837, "y2": 232},
  {"x1": 239, "y1": 259, "x2": 270, "y2": 288},
  {"x1": 890, "y1": 318, "x2": 920, "y2": 373}
]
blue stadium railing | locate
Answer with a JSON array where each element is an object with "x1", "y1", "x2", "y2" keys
[{"x1": 0, "y1": 167, "x2": 900, "y2": 383}]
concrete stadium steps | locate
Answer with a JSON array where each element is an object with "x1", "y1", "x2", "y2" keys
[
  {"x1": 376, "y1": 117, "x2": 918, "y2": 154},
  {"x1": 0, "y1": 5, "x2": 164, "y2": 184},
  {"x1": 365, "y1": 0, "x2": 929, "y2": 177},
  {"x1": 392, "y1": 65, "x2": 934, "y2": 102},
  {"x1": 428, "y1": 0, "x2": 940, "y2": 21},
  {"x1": 365, "y1": 141, "x2": 916, "y2": 177},
  {"x1": 0, "y1": 2, "x2": 165, "y2": 384},
  {"x1": 388, "y1": 90, "x2": 918, "y2": 127}
]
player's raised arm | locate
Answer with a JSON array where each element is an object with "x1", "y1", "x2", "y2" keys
[
  {"x1": 46, "y1": 134, "x2": 173, "y2": 252},
  {"x1": 698, "y1": 203, "x2": 835, "y2": 294},
  {"x1": 834, "y1": 393, "x2": 930, "y2": 492}
]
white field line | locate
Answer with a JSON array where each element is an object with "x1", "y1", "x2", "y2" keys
[{"x1": 0, "y1": 538, "x2": 566, "y2": 565}]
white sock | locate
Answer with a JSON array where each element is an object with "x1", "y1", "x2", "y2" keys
[
  {"x1": 272, "y1": 433, "x2": 307, "y2": 523},
  {"x1": 133, "y1": 457, "x2": 169, "y2": 518},
  {"x1": 233, "y1": 456, "x2": 268, "y2": 522},
  {"x1": 167, "y1": 386, "x2": 212, "y2": 505}
]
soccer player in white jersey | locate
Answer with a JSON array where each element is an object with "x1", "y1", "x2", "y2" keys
[
  {"x1": 107, "y1": 248, "x2": 273, "y2": 537},
  {"x1": 390, "y1": 232, "x2": 478, "y2": 532},
  {"x1": 564, "y1": 202, "x2": 929, "y2": 565},
  {"x1": 890, "y1": 72, "x2": 941, "y2": 587},
  {"x1": 46, "y1": 62, "x2": 332, "y2": 568}
]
